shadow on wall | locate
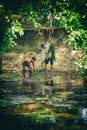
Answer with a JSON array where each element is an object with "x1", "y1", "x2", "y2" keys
[{"x1": 15, "y1": 29, "x2": 66, "y2": 47}]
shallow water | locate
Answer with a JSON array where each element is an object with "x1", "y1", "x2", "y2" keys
[{"x1": 0, "y1": 72, "x2": 87, "y2": 130}]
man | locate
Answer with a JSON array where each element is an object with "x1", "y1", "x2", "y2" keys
[
  {"x1": 22, "y1": 57, "x2": 36, "y2": 78},
  {"x1": 41, "y1": 42, "x2": 55, "y2": 72}
]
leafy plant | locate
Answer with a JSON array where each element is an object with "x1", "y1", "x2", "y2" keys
[
  {"x1": 0, "y1": 19, "x2": 24, "y2": 56},
  {"x1": 0, "y1": 1, "x2": 87, "y2": 73}
]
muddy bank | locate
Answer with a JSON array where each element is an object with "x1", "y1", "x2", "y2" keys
[{"x1": 1, "y1": 45, "x2": 82, "y2": 78}]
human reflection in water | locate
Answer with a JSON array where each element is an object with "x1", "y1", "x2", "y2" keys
[
  {"x1": 45, "y1": 79, "x2": 54, "y2": 86},
  {"x1": 45, "y1": 75, "x2": 54, "y2": 86},
  {"x1": 41, "y1": 75, "x2": 54, "y2": 96},
  {"x1": 81, "y1": 107, "x2": 87, "y2": 124},
  {"x1": 22, "y1": 82, "x2": 32, "y2": 92}
]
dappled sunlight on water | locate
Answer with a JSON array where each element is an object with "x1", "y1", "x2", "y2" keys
[{"x1": 0, "y1": 72, "x2": 87, "y2": 130}]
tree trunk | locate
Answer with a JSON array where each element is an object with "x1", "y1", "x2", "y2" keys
[{"x1": 0, "y1": 57, "x2": 2, "y2": 74}]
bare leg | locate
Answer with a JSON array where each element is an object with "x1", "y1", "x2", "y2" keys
[
  {"x1": 23, "y1": 69, "x2": 25, "y2": 78},
  {"x1": 45, "y1": 64, "x2": 47, "y2": 73},
  {"x1": 51, "y1": 64, "x2": 53, "y2": 72},
  {"x1": 22, "y1": 62, "x2": 26, "y2": 78},
  {"x1": 29, "y1": 69, "x2": 32, "y2": 77}
]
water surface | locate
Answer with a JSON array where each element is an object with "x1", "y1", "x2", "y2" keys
[{"x1": 0, "y1": 72, "x2": 87, "y2": 130}]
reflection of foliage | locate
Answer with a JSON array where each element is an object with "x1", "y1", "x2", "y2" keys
[
  {"x1": 9, "y1": 72, "x2": 20, "y2": 79},
  {"x1": 0, "y1": 79, "x2": 87, "y2": 129},
  {"x1": 31, "y1": 110, "x2": 53, "y2": 123}
]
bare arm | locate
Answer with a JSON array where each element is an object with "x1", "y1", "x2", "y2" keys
[{"x1": 31, "y1": 62, "x2": 35, "y2": 72}]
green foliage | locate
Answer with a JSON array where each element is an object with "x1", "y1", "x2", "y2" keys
[
  {"x1": 0, "y1": 4, "x2": 4, "y2": 13},
  {"x1": 0, "y1": 4, "x2": 24, "y2": 56},
  {"x1": 49, "y1": 44, "x2": 55, "y2": 60},
  {"x1": 76, "y1": 59, "x2": 87, "y2": 75},
  {"x1": 19, "y1": 4, "x2": 41, "y2": 28},
  {"x1": 0, "y1": 0, "x2": 87, "y2": 73},
  {"x1": 67, "y1": 29, "x2": 87, "y2": 74},
  {"x1": 68, "y1": 29, "x2": 87, "y2": 51},
  {"x1": 11, "y1": 20, "x2": 24, "y2": 36},
  {"x1": 52, "y1": 10, "x2": 81, "y2": 30},
  {"x1": 45, "y1": 5, "x2": 87, "y2": 74},
  {"x1": 0, "y1": 20, "x2": 24, "y2": 56}
]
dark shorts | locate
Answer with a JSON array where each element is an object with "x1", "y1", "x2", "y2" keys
[
  {"x1": 45, "y1": 57, "x2": 54, "y2": 65},
  {"x1": 22, "y1": 61, "x2": 32, "y2": 72},
  {"x1": 22, "y1": 62, "x2": 28, "y2": 68}
]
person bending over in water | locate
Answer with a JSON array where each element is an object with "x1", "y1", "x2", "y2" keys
[{"x1": 22, "y1": 57, "x2": 36, "y2": 78}]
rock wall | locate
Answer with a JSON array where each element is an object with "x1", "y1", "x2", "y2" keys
[{"x1": 15, "y1": 28, "x2": 66, "y2": 47}]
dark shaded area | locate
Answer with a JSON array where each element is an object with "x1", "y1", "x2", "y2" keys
[
  {"x1": 0, "y1": 0, "x2": 87, "y2": 28},
  {"x1": 0, "y1": 112, "x2": 87, "y2": 130}
]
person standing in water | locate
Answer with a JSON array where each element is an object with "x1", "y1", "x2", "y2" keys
[{"x1": 40, "y1": 41, "x2": 56, "y2": 72}]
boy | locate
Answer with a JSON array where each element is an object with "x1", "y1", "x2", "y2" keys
[
  {"x1": 41, "y1": 42, "x2": 55, "y2": 72},
  {"x1": 22, "y1": 57, "x2": 36, "y2": 78}
]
